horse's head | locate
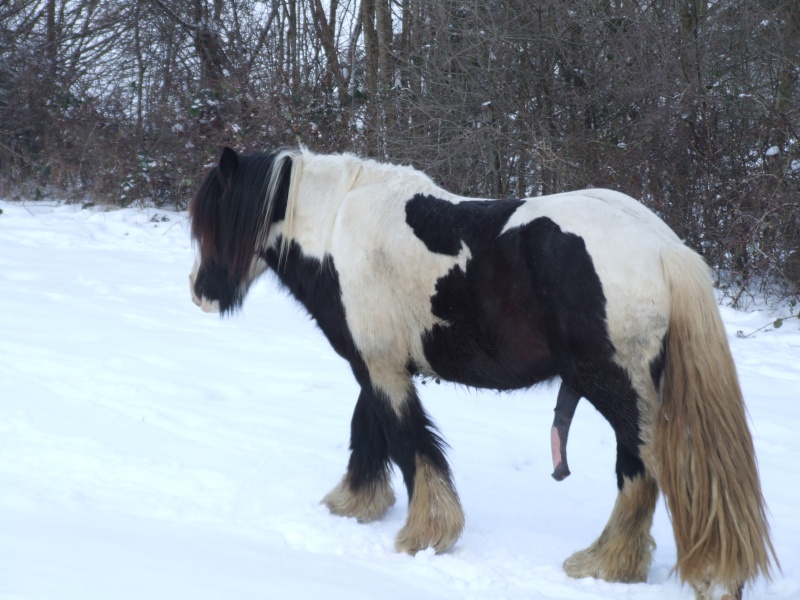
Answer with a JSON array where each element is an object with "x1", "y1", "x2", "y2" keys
[{"x1": 188, "y1": 146, "x2": 291, "y2": 315}]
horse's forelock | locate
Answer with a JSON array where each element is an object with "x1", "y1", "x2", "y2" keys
[{"x1": 190, "y1": 165, "x2": 225, "y2": 261}]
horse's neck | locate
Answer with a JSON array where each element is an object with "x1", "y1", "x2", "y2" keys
[
  {"x1": 283, "y1": 152, "x2": 445, "y2": 258},
  {"x1": 282, "y1": 153, "x2": 361, "y2": 258}
]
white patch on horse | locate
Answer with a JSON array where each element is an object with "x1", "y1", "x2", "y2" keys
[
  {"x1": 276, "y1": 150, "x2": 471, "y2": 408},
  {"x1": 200, "y1": 297, "x2": 220, "y2": 313},
  {"x1": 189, "y1": 254, "x2": 202, "y2": 307},
  {"x1": 334, "y1": 195, "x2": 472, "y2": 406}
]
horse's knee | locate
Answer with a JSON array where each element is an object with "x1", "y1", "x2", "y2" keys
[
  {"x1": 346, "y1": 390, "x2": 391, "y2": 487},
  {"x1": 377, "y1": 389, "x2": 445, "y2": 494}
]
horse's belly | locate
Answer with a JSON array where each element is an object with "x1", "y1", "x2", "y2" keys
[{"x1": 420, "y1": 323, "x2": 557, "y2": 391}]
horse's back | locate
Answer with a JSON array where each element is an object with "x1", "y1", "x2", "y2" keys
[
  {"x1": 508, "y1": 189, "x2": 678, "y2": 305},
  {"x1": 511, "y1": 189, "x2": 679, "y2": 247}
]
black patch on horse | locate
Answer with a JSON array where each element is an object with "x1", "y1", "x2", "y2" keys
[
  {"x1": 649, "y1": 335, "x2": 667, "y2": 388},
  {"x1": 404, "y1": 194, "x2": 524, "y2": 256},
  {"x1": 415, "y1": 211, "x2": 643, "y2": 458},
  {"x1": 519, "y1": 218, "x2": 643, "y2": 455},
  {"x1": 263, "y1": 239, "x2": 360, "y2": 364},
  {"x1": 615, "y1": 444, "x2": 646, "y2": 489}
]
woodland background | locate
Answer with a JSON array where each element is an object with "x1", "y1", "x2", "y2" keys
[{"x1": 1, "y1": 0, "x2": 798, "y2": 301}]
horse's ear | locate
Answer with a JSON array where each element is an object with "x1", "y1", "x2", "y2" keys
[{"x1": 219, "y1": 146, "x2": 239, "y2": 182}]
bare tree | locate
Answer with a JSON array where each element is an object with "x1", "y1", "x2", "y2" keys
[{"x1": 0, "y1": 0, "x2": 797, "y2": 298}]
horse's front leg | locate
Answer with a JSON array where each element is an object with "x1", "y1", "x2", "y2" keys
[
  {"x1": 385, "y1": 382, "x2": 465, "y2": 554},
  {"x1": 322, "y1": 388, "x2": 396, "y2": 523},
  {"x1": 323, "y1": 379, "x2": 464, "y2": 553}
]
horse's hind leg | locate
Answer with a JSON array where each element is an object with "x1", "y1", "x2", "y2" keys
[
  {"x1": 563, "y1": 441, "x2": 658, "y2": 583},
  {"x1": 561, "y1": 359, "x2": 660, "y2": 583},
  {"x1": 322, "y1": 389, "x2": 396, "y2": 522}
]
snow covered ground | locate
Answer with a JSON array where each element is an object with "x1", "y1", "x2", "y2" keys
[{"x1": 1, "y1": 199, "x2": 798, "y2": 600}]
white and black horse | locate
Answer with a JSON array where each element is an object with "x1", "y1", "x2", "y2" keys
[{"x1": 188, "y1": 147, "x2": 776, "y2": 599}]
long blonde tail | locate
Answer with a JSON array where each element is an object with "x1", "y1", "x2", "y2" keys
[{"x1": 657, "y1": 245, "x2": 777, "y2": 589}]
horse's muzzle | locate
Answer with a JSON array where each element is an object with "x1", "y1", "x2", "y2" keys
[{"x1": 189, "y1": 274, "x2": 220, "y2": 313}]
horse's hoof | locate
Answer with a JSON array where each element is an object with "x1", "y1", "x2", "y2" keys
[
  {"x1": 563, "y1": 548, "x2": 599, "y2": 579},
  {"x1": 563, "y1": 543, "x2": 650, "y2": 583},
  {"x1": 690, "y1": 579, "x2": 743, "y2": 600},
  {"x1": 322, "y1": 476, "x2": 395, "y2": 523},
  {"x1": 393, "y1": 456, "x2": 465, "y2": 555},
  {"x1": 394, "y1": 518, "x2": 462, "y2": 555}
]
